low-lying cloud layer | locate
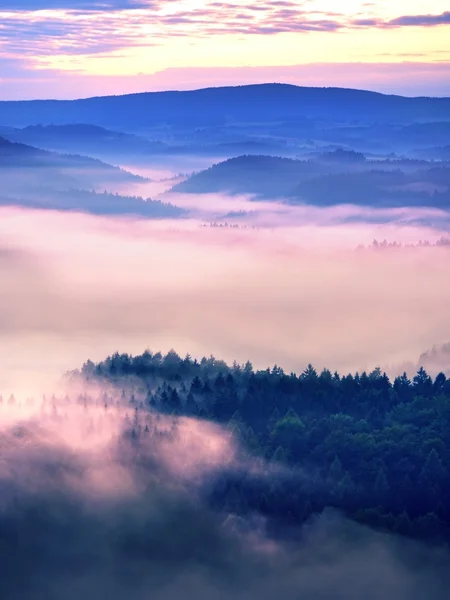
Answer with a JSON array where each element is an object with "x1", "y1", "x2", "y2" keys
[{"x1": 0, "y1": 201, "x2": 449, "y2": 396}]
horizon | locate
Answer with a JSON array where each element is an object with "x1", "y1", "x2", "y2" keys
[{"x1": 2, "y1": 80, "x2": 450, "y2": 104}]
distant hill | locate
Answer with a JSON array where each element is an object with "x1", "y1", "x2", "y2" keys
[
  {"x1": 0, "y1": 135, "x2": 47, "y2": 162},
  {"x1": 417, "y1": 145, "x2": 450, "y2": 161},
  {"x1": 171, "y1": 152, "x2": 450, "y2": 208},
  {"x1": 1, "y1": 84, "x2": 450, "y2": 129},
  {"x1": 2, "y1": 124, "x2": 168, "y2": 157},
  {"x1": 172, "y1": 152, "x2": 370, "y2": 197},
  {"x1": 1, "y1": 123, "x2": 298, "y2": 161},
  {"x1": 0, "y1": 136, "x2": 143, "y2": 189},
  {"x1": 319, "y1": 122, "x2": 450, "y2": 154},
  {"x1": 172, "y1": 155, "x2": 311, "y2": 197},
  {"x1": 0, "y1": 136, "x2": 187, "y2": 217}
]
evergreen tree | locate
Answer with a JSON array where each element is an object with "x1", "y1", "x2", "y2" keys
[
  {"x1": 328, "y1": 455, "x2": 344, "y2": 485},
  {"x1": 374, "y1": 467, "x2": 390, "y2": 505}
]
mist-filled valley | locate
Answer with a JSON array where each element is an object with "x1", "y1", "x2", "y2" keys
[{"x1": 1, "y1": 83, "x2": 450, "y2": 598}]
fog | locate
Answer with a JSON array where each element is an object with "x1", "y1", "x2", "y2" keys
[
  {"x1": 1, "y1": 384, "x2": 449, "y2": 600},
  {"x1": 1, "y1": 197, "x2": 449, "y2": 397},
  {"x1": 112, "y1": 156, "x2": 221, "y2": 199}
]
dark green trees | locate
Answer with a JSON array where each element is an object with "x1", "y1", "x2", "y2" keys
[{"x1": 79, "y1": 351, "x2": 450, "y2": 544}]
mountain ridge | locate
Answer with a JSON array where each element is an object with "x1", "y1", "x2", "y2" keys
[
  {"x1": 3, "y1": 83, "x2": 450, "y2": 103},
  {"x1": 1, "y1": 83, "x2": 449, "y2": 129}
]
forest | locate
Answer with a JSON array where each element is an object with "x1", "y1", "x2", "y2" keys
[
  {"x1": 172, "y1": 152, "x2": 450, "y2": 209},
  {"x1": 75, "y1": 349, "x2": 450, "y2": 545}
]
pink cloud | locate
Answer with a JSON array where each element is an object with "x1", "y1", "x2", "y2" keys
[{"x1": 0, "y1": 205, "x2": 449, "y2": 395}]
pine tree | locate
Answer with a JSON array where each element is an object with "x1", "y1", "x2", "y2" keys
[
  {"x1": 328, "y1": 455, "x2": 344, "y2": 484},
  {"x1": 167, "y1": 388, "x2": 181, "y2": 414},
  {"x1": 336, "y1": 472, "x2": 356, "y2": 503},
  {"x1": 374, "y1": 467, "x2": 390, "y2": 505},
  {"x1": 185, "y1": 392, "x2": 198, "y2": 415},
  {"x1": 271, "y1": 445, "x2": 288, "y2": 463},
  {"x1": 419, "y1": 449, "x2": 446, "y2": 489}
]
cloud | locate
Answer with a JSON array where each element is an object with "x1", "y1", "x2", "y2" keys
[
  {"x1": 415, "y1": 342, "x2": 450, "y2": 375},
  {"x1": 159, "y1": 190, "x2": 450, "y2": 232},
  {"x1": 0, "y1": 0, "x2": 151, "y2": 9},
  {"x1": 0, "y1": 202, "x2": 450, "y2": 398},
  {"x1": 387, "y1": 11, "x2": 450, "y2": 28},
  {"x1": 0, "y1": 2, "x2": 449, "y2": 84},
  {"x1": 353, "y1": 11, "x2": 450, "y2": 30},
  {"x1": 0, "y1": 388, "x2": 259, "y2": 598},
  {"x1": 0, "y1": 2, "x2": 345, "y2": 61}
]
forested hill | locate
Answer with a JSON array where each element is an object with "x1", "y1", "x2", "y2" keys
[
  {"x1": 1, "y1": 124, "x2": 168, "y2": 157},
  {"x1": 2, "y1": 84, "x2": 450, "y2": 128},
  {"x1": 171, "y1": 153, "x2": 450, "y2": 207},
  {"x1": 0, "y1": 135, "x2": 142, "y2": 185},
  {"x1": 74, "y1": 349, "x2": 450, "y2": 545}
]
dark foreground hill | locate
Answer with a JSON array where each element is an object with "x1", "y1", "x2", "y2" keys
[
  {"x1": 3, "y1": 352, "x2": 450, "y2": 599},
  {"x1": 1, "y1": 84, "x2": 450, "y2": 129},
  {"x1": 73, "y1": 348, "x2": 450, "y2": 545}
]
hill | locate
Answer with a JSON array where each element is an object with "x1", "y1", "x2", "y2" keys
[
  {"x1": 72, "y1": 347, "x2": 450, "y2": 545},
  {"x1": 171, "y1": 152, "x2": 450, "y2": 208},
  {"x1": 2, "y1": 124, "x2": 168, "y2": 157},
  {"x1": 0, "y1": 137, "x2": 187, "y2": 217},
  {"x1": 1, "y1": 84, "x2": 450, "y2": 130},
  {"x1": 0, "y1": 136, "x2": 143, "y2": 189}
]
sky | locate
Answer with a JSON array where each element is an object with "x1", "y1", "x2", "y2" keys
[{"x1": 0, "y1": 0, "x2": 449, "y2": 99}]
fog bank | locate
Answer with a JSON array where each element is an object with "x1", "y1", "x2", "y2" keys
[{"x1": 1, "y1": 205, "x2": 449, "y2": 395}]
